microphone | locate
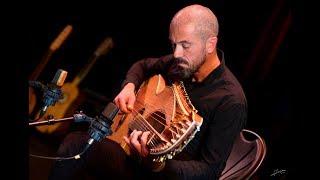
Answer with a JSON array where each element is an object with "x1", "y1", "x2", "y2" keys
[
  {"x1": 72, "y1": 102, "x2": 119, "y2": 153},
  {"x1": 39, "y1": 69, "x2": 68, "y2": 117},
  {"x1": 87, "y1": 102, "x2": 119, "y2": 142}
]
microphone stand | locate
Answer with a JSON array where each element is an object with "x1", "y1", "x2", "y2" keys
[
  {"x1": 28, "y1": 103, "x2": 117, "y2": 161},
  {"x1": 28, "y1": 112, "x2": 101, "y2": 161},
  {"x1": 29, "y1": 116, "x2": 75, "y2": 126},
  {"x1": 29, "y1": 112, "x2": 92, "y2": 127},
  {"x1": 29, "y1": 102, "x2": 117, "y2": 143}
]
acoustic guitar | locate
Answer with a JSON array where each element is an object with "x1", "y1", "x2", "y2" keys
[
  {"x1": 29, "y1": 25, "x2": 73, "y2": 115},
  {"x1": 34, "y1": 37, "x2": 114, "y2": 135},
  {"x1": 108, "y1": 74, "x2": 203, "y2": 163}
]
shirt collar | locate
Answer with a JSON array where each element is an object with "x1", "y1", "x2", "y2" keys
[{"x1": 189, "y1": 48, "x2": 225, "y2": 85}]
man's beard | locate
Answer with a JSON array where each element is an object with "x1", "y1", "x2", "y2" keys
[{"x1": 167, "y1": 56, "x2": 205, "y2": 82}]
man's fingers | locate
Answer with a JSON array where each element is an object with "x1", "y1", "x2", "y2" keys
[
  {"x1": 113, "y1": 97, "x2": 119, "y2": 108},
  {"x1": 140, "y1": 131, "x2": 150, "y2": 157},
  {"x1": 127, "y1": 96, "x2": 136, "y2": 111},
  {"x1": 124, "y1": 130, "x2": 149, "y2": 157},
  {"x1": 140, "y1": 131, "x2": 150, "y2": 146},
  {"x1": 131, "y1": 131, "x2": 142, "y2": 148},
  {"x1": 130, "y1": 130, "x2": 136, "y2": 138},
  {"x1": 123, "y1": 136, "x2": 130, "y2": 144},
  {"x1": 114, "y1": 83, "x2": 136, "y2": 114},
  {"x1": 119, "y1": 98, "x2": 128, "y2": 113},
  {"x1": 123, "y1": 136, "x2": 135, "y2": 152}
]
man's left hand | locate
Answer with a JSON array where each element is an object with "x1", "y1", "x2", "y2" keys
[{"x1": 124, "y1": 130, "x2": 150, "y2": 157}]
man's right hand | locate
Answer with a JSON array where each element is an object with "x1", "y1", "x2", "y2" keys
[{"x1": 114, "y1": 82, "x2": 136, "y2": 113}]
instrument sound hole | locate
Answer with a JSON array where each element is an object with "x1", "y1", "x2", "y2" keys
[
  {"x1": 127, "y1": 107, "x2": 147, "y2": 135},
  {"x1": 146, "y1": 111, "x2": 166, "y2": 133}
]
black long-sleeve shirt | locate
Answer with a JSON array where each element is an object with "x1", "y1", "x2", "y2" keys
[{"x1": 122, "y1": 50, "x2": 247, "y2": 180}]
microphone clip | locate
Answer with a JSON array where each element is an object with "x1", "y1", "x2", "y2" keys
[
  {"x1": 41, "y1": 83, "x2": 63, "y2": 113},
  {"x1": 87, "y1": 102, "x2": 119, "y2": 142},
  {"x1": 70, "y1": 102, "x2": 118, "y2": 142},
  {"x1": 88, "y1": 114, "x2": 113, "y2": 142}
]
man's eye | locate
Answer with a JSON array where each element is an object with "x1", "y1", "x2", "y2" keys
[
  {"x1": 182, "y1": 44, "x2": 190, "y2": 49},
  {"x1": 171, "y1": 44, "x2": 176, "y2": 50}
]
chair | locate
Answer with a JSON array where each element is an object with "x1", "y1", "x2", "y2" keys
[{"x1": 219, "y1": 129, "x2": 267, "y2": 180}]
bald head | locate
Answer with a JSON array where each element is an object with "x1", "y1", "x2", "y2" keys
[{"x1": 170, "y1": 4, "x2": 219, "y2": 40}]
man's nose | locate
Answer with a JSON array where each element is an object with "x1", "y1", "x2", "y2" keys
[{"x1": 173, "y1": 45, "x2": 183, "y2": 58}]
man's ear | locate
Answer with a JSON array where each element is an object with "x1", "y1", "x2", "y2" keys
[{"x1": 206, "y1": 36, "x2": 218, "y2": 53}]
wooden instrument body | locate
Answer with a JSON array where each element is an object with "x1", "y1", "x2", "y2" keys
[
  {"x1": 29, "y1": 87, "x2": 37, "y2": 114},
  {"x1": 108, "y1": 74, "x2": 203, "y2": 162},
  {"x1": 108, "y1": 75, "x2": 175, "y2": 153}
]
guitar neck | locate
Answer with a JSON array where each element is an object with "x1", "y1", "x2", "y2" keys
[
  {"x1": 71, "y1": 37, "x2": 113, "y2": 87},
  {"x1": 29, "y1": 50, "x2": 54, "y2": 80},
  {"x1": 29, "y1": 25, "x2": 73, "y2": 81},
  {"x1": 71, "y1": 54, "x2": 99, "y2": 87}
]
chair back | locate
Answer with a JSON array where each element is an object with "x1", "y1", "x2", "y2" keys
[{"x1": 219, "y1": 129, "x2": 267, "y2": 180}]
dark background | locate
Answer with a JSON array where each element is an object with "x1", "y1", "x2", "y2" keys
[{"x1": 13, "y1": 0, "x2": 303, "y2": 179}]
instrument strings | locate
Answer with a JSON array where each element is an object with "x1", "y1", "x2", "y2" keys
[
  {"x1": 129, "y1": 110, "x2": 165, "y2": 148},
  {"x1": 134, "y1": 100, "x2": 186, "y2": 135},
  {"x1": 128, "y1": 100, "x2": 184, "y2": 149}
]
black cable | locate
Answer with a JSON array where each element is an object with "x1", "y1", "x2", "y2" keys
[{"x1": 29, "y1": 138, "x2": 94, "y2": 161}]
